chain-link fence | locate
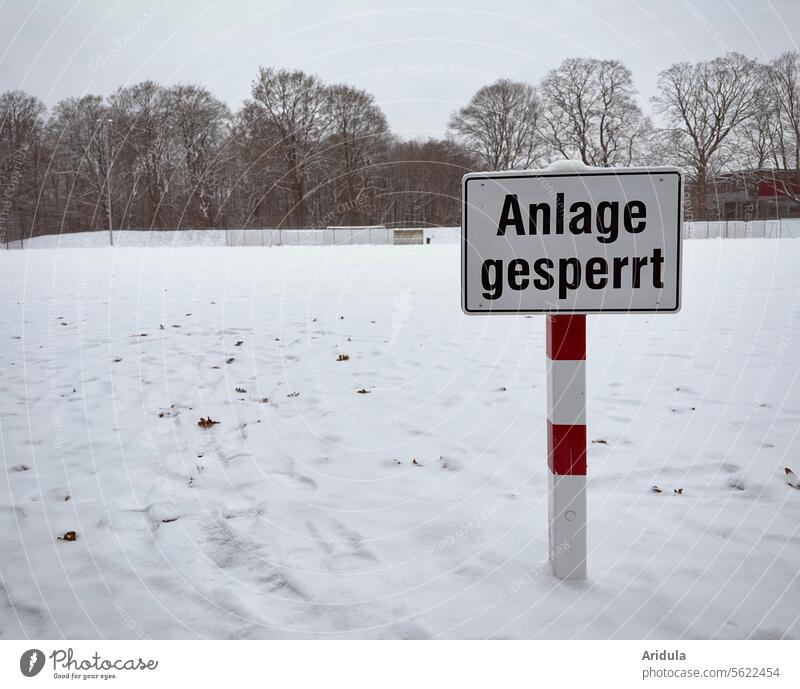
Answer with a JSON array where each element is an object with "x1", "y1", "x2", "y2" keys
[
  {"x1": 1, "y1": 228, "x2": 25, "y2": 249},
  {"x1": 683, "y1": 219, "x2": 800, "y2": 239},
  {"x1": 5, "y1": 219, "x2": 800, "y2": 249},
  {"x1": 225, "y1": 227, "x2": 393, "y2": 246}
]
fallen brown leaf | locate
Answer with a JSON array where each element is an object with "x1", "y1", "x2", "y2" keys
[
  {"x1": 234, "y1": 340, "x2": 243, "y2": 347},
  {"x1": 58, "y1": 531, "x2": 77, "y2": 542},
  {"x1": 337, "y1": 354, "x2": 350, "y2": 361},
  {"x1": 198, "y1": 417, "x2": 219, "y2": 428}
]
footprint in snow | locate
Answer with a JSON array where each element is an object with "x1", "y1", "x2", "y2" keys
[
  {"x1": 728, "y1": 478, "x2": 746, "y2": 491},
  {"x1": 268, "y1": 472, "x2": 318, "y2": 493}
]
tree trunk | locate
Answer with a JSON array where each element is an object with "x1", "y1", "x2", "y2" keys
[
  {"x1": 695, "y1": 162, "x2": 708, "y2": 221},
  {"x1": 345, "y1": 172, "x2": 361, "y2": 225},
  {"x1": 291, "y1": 173, "x2": 306, "y2": 227},
  {"x1": 286, "y1": 144, "x2": 306, "y2": 228}
]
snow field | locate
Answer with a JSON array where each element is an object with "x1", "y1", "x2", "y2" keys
[{"x1": 0, "y1": 240, "x2": 799, "y2": 639}]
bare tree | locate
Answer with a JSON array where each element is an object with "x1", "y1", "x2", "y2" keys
[
  {"x1": 249, "y1": 67, "x2": 330, "y2": 227},
  {"x1": 448, "y1": 79, "x2": 544, "y2": 170},
  {"x1": 377, "y1": 138, "x2": 477, "y2": 228},
  {"x1": 168, "y1": 84, "x2": 231, "y2": 227},
  {"x1": 110, "y1": 81, "x2": 176, "y2": 227},
  {"x1": 47, "y1": 95, "x2": 113, "y2": 232},
  {"x1": 736, "y1": 69, "x2": 781, "y2": 170},
  {"x1": 9, "y1": 52, "x2": 789, "y2": 236},
  {"x1": 324, "y1": 84, "x2": 389, "y2": 225},
  {"x1": 541, "y1": 58, "x2": 650, "y2": 167},
  {"x1": 0, "y1": 90, "x2": 45, "y2": 239},
  {"x1": 763, "y1": 52, "x2": 800, "y2": 203},
  {"x1": 225, "y1": 102, "x2": 287, "y2": 227},
  {"x1": 653, "y1": 52, "x2": 758, "y2": 220}
]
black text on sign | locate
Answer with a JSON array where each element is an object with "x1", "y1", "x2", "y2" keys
[{"x1": 461, "y1": 168, "x2": 682, "y2": 313}]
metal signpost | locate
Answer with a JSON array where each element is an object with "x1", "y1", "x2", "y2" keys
[{"x1": 461, "y1": 160, "x2": 682, "y2": 580}]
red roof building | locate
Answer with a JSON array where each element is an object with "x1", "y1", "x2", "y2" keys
[{"x1": 697, "y1": 169, "x2": 800, "y2": 220}]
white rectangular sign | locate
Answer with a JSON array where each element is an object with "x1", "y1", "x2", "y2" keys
[{"x1": 461, "y1": 166, "x2": 682, "y2": 313}]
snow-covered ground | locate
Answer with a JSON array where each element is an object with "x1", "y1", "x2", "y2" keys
[{"x1": 1, "y1": 241, "x2": 799, "y2": 640}]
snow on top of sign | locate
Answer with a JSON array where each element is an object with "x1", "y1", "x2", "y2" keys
[
  {"x1": 463, "y1": 161, "x2": 681, "y2": 180},
  {"x1": 544, "y1": 159, "x2": 591, "y2": 172}
]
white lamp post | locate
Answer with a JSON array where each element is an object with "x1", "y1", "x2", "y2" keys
[{"x1": 97, "y1": 117, "x2": 114, "y2": 246}]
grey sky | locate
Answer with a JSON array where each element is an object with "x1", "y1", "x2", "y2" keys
[{"x1": 1, "y1": 0, "x2": 798, "y2": 137}]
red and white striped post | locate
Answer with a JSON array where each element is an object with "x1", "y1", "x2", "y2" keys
[{"x1": 546, "y1": 314, "x2": 587, "y2": 580}]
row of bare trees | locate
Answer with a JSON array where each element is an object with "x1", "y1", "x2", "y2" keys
[
  {"x1": 2, "y1": 51, "x2": 799, "y2": 238},
  {"x1": 450, "y1": 59, "x2": 650, "y2": 171},
  {"x1": 0, "y1": 71, "x2": 470, "y2": 238},
  {"x1": 450, "y1": 52, "x2": 800, "y2": 219}
]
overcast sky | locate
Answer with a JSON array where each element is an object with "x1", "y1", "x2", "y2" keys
[{"x1": 1, "y1": 0, "x2": 798, "y2": 136}]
